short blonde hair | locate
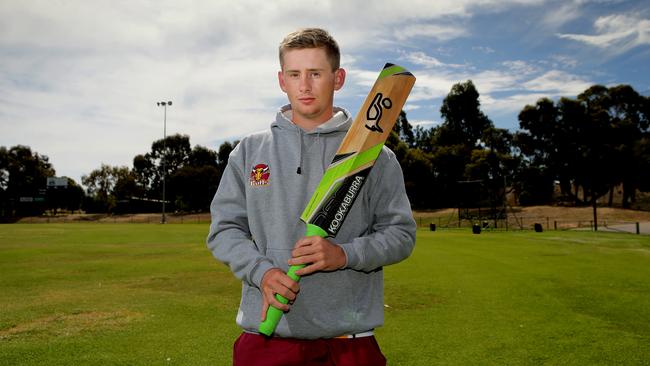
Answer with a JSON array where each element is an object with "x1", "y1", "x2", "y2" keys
[{"x1": 279, "y1": 28, "x2": 340, "y2": 71}]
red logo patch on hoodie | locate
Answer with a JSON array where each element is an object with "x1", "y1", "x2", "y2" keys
[{"x1": 250, "y1": 163, "x2": 270, "y2": 186}]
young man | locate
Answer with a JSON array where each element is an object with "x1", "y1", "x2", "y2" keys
[{"x1": 207, "y1": 28, "x2": 416, "y2": 365}]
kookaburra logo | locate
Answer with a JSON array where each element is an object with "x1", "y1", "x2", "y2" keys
[{"x1": 365, "y1": 92, "x2": 392, "y2": 133}]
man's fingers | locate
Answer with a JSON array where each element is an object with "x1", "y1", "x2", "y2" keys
[
  {"x1": 269, "y1": 295, "x2": 291, "y2": 312},
  {"x1": 271, "y1": 274, "x2": 300, "y2": 297},
  {"x1": 260, "y1": 268, "x2": 300, "y2": 319},
  {"x1": 280, "y1": 277, "x2": 300, "y2": 294},
  {"x1": 291, "y1": 243, "x2": 315, "y2": 258},
  {"x1": 260, "y1": 299, "x2": 269, "y2": 321},
  {"x1": 265, "y1": 288, "x2": 291, "y2": 311},
  {"x1": 293, "y1": 236, "x2": 314, "y2": 249},
  {"x1": 266, "y1": 277, "x2": 299, "y2": 305},
  {"x1": 289, "y1": 253, "x2": 320, "y2": 267},
  {"x1": 295, "y1": 262, "x2": 322, "y2": 276},
  {"x1": 261, "y1": 293, "x2": 289, "y2": 321},
  {"x1": 272, "y1": 284, "x2": 298, "y2": 302},
  {"x1": 290, "y1": 237, "x2": 346, "y2": 274}
]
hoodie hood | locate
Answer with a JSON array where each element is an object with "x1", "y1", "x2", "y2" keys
[
  {"x1": 271, "y1": 104, "x2": 352, "y2": 134},
  {"x1": 271, "y1": 104, "x2": 353, "y2": 175}
]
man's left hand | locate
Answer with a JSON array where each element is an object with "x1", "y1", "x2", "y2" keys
[{"x1": 288, "y1": 236, "x2": 346, "y2": 276}]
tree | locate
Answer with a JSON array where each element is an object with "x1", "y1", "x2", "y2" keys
[
  {"x1": 428, "y1": 80, "x2": 509, "y2": 208},
  {"x1": 606, "y1": 85, "x2": 649, "y2": 207},
  {"x1": 127, "y1": 137, "x2": 237, "y2": 213},
  {"x1": 0, "y1": 146, "x2": 8, "y2": 217},
  {"x1": 217, "y1": 140, "x2": 238, "y2": 170},
  {"x1": 392, "y1": 110, "x2": 416, "y2": 147},
  {"x1": 0, "y1": 146, "x2": 8, "y2": 191},
  {"x1": 133, "y1": 153, "x2": 155, "y2": 196},
  {"x1": 400, "y1": 148, "x2": 435, "y2": 208},
  {"x1": 385, "y1": 110, "x2": 443, "y2": 208},
  {"x1": 514, "y1": 98, "x2": 562, "y2": 204},
  {"x1": 130, "y1": 134, "x2": 193, "y2": 207},
  {"x1": 555, "y1": 97, "x2": 588, "y2": 203},
  {"x1": 149, "y1": 134, "x2": 192, "y2": 197},
  {"x1": 45, "y1": 177, "x2": 85, "y2": 214},
  {"x1": 635, "y1": 135, "x2": 650, "y2": 194},
  {"x1": 0, "y1": 145, "x2": 55, "y2": 217},
  {"x1": 190, "y1": 145, "x2": 219, "y2": 168},
  {"x1": 429, "y1": 143, "x2": 471, "y2": 207},
  {"x1": 169, "y1": 144, "x2": 223, "y2": 212},
  {"x1": 439, "y1": 80, "x2": 493, "y2": 148},
  {"x1": 82, "y1": 165, "x2": 133, "y2": 213},
  {"x1": 170, "y1": 165, "x2": 220, "y2": 212},
  {"x1": 412, "y1": 125, "x2": 435, "y2": 153}
]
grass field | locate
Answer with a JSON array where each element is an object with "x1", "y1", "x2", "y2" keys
[{"x1": 1, "y1": 224, "x2": 649, "y2": 365}]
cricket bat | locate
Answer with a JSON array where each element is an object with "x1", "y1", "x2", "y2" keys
[{"x1": 258, "y1": 63, "x2": 416, "y2": 336}]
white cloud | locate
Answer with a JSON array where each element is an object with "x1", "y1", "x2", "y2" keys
[
  {"x1": 501, "y1": 60, "x2": 540, "y2": 75},
  {"x1": 548, "y1": 55, "x2": 579, "y2": 68},
  {"x1": 395, "y1": 24, "x2": 468, "y2": 42},
  {"x1": 472, "y1": 46, "x2": 495, "y2": 54},
  {"x1": 471, "y1": 70, "x2": 522, "y2": 93},
  {"x1": 411, "y1": 120, "x2": 441, "y2": 128},
  {"x1": 402, "y1": 51, "x2": 465, "y2": 68},
  {"x1": 403, "y1": 104, "x2": 422, "y2": 112},
  {"x1": 557, "y1": 13, "x2": 650, "y2": 55},
  {"x1": 541, "y1": 0, "x2": 585, "y2": 29},
  {"x1": 522, "y1": 70, "x2": 592, "y2": 94},
  {"x1": 478, "y1": 69, "x2": 593, "y2": 116},
  {"x1": 403, "y1": 51, "x2": 447, "y2": 67}
]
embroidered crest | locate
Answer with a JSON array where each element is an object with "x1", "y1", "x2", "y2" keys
[{"x1": 250, "y1": 163, "x2": 270, "y2": 186}]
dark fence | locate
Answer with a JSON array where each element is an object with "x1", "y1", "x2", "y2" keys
[{"x1": 414, "y1": 215, "x2": 646, "y2": 235}]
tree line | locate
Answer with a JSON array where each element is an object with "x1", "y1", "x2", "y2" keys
[
  {"x1": 1, "y1": 80, "x2": 649, "y2": 218},
  {"x1": 387, "y1": 81, "x2": 650, "y2": 211}
]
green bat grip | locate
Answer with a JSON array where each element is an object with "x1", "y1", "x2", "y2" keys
[{"x1": 258, "y1": 224, "x2": 328, "y2": 336}]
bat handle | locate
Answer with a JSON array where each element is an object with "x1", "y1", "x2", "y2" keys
[
  {"x1": 258, "y1": 224, "x2": 328, "y2": 336},
  {"x1": 258, "y1": 264, "x2": 303, "y2": 336}
]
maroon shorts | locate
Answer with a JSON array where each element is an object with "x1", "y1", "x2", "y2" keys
[{"x1": 233, "y1": 332, "x2": 387, "y2": 366}]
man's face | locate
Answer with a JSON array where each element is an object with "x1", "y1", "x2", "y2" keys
[{"x1": 278, "y1": 48, "x2": 345, "y2": 127}]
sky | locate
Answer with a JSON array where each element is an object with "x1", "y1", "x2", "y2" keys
[{"x1": 1, "y1": 0, "x2": 649, "y2": 185}]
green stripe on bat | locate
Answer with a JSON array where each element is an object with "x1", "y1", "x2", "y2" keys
[
  {"x1": 300, "y1": 143, "x2": 384, "y2": 223},
  {"x1": 378, "y1": 64, "x2": 409, "y2": 79}
]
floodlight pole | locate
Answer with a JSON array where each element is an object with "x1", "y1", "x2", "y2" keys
[{"x1": 157, "y1": 101, "x2": 172, "y2": 224}]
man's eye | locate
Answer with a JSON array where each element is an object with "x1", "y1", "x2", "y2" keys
[
  {"x1": 310, "y1": 72, "x2": 320, "y2": 78},
  {"x1": 288, "y1": 73, "x2": 299, "y2": 79}
]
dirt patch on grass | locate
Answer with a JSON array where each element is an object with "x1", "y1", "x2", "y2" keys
[{"x1": 0, "y1": 310, "x2": 143, "y2": 341}]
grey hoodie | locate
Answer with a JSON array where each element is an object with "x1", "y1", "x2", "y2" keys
[{"x1": 207, "y1": 105, "x2": 416, "y2": 339}]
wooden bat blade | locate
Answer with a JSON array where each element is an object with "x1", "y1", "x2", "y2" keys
[{"x1": 300, "y1": 63, "x2": 416, "y2": 237}]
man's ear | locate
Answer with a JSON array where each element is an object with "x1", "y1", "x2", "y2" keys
[
  {"x1": 334, "y1": 68, "x2": 346, "y2": 91},
  {"x1": 278, "y1": 70, "x2": 287, "y2": 93}
]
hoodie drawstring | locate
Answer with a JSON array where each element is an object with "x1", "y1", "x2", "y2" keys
[{"x1": 297, "y1": 128, "x2": 303, "y2": 174}]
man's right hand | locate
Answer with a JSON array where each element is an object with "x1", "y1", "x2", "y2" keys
[{"x1": 260, "y1": 268, "x2": 300, "y2": 321}]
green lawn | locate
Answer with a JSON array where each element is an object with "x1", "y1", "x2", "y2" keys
[{"x1": 1, "y1": 224, "x2": 649, "y2": 365}]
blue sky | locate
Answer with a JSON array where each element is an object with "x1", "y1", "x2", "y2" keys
[{"x1": 1, "y1": 0, "x2": 649, "y2": 185}]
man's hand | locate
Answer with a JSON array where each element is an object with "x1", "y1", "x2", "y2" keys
[
  {"x1": 288, "y1": 236, "x2": 347, "y2": 276},
  {"x1": 260, "y1": 268, "x2": 300, "y2": 321}
]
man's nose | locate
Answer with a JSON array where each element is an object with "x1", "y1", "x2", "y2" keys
[{"x1": 299, "y1": 74, "x2": 311, "y2": 92}]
